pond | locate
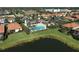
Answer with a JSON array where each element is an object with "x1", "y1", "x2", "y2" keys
[{"x1": 1, "y1": 38, "x2": 78, "y2": 52}]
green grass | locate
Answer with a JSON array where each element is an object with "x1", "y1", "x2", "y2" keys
[{"x1": 0, "y1": 28, "x2": 79, "y2": 51}]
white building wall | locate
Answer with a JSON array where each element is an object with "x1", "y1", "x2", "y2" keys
[{"x1": 15, "y1": 29, "x2": 19, "y2": 32}]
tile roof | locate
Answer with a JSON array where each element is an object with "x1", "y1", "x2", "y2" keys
[
  {"x1": 74, "y1": 15, "x2": 79, "y2": 19},
  {"x1": 7, "y1": 17, "x2": 14, "y2": 20},
  {"x1": 65, "y1": 16, "x2": 74, "y2": 20},
  {"x1": 0, "y1": 24, "x2": 4, "y2": 33},
  {"x1": 7, "y1": 22, "x2": 22, "y2": 30},
  {"x1": 7, "y1": 15, "x2": 15, "y2": 18},
  {"x1": 63, "y1": 23, "x2": 79, "y2": 28}
]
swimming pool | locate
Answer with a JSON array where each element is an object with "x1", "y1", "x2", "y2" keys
[{"x1": 31, "y1": 23, "x2": 46, "y2": 31}]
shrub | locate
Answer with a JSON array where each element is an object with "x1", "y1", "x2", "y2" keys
[{"x1": 21, "y1": 23, "x2": 30, "y2": 34}]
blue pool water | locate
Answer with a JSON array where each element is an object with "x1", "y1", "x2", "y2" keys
[{"x1": 31, "y1": 23, "x2": 46, "y2": 31}]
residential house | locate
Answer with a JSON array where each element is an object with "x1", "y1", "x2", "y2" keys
[
  {"x1": 70, "y1": 12, "x2": 79, "y2": 20},
  {"x1": 15, "y1": 14, "x2": 24, "y2": 18},
  {"x1": 41, "y1": 13, "x2": 53, "y2": 19},
  {"x1": 0, "y1": 9, "x2": 10, "y2": 15},
  {"x1": 7, "y1": 15, "x2": 15, "y2": 23},
  {"x1": 21, "y1": 16, "x2": 31, "y2": 27},
  {"x1": 45, "y1": 9, "x2": 53, "y2": 12},
  {"x1": 67, "y1": 16, "x2": 75, "y2": 21},
  {"x1": 7, "y1": 22, "x2": 22, "y2": 33},
  {"x1": 36, "y1": 19, "x2": 46, "y2": 24},
  {"x1": 0, "y1": 24, "x2": 5, "y2": 40},
  {"x1": 0, "y1": 16, "x2": 5, "y2": 24},
  {"x1": 58, "y1": 23, "x2": 79, "y2": 34},
  {"x1": 73, "y1": 15, "x2": 79, "y2": 19},
  {"x1": 24, "y1": 10, "x2": 39, "y2": 15},
  {"x1": 69, "y1": 27, "x2": 79, "y2": 39},
  {"x1": 63, "y1": 23, "x2": 79, "y2": 28}
]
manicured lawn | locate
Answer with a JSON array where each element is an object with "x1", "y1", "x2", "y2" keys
[{"x1": 0, "y1": 28, "x2": 79, "y2": 51}]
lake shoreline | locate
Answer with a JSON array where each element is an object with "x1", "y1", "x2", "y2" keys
[
  {"x1": 1, "y1": 38, "x2": 78, "y2": 52},
  {"x1": 0, "y1": 36, "x2": 78, "y2": 52},
  {"x1": 0, "y1": 28, "x2": 79, "y2": 51}
]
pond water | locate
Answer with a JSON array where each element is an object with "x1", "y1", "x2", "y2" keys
[{"x1": 1, "y1": 38, "x2": 78, "y2": 52}]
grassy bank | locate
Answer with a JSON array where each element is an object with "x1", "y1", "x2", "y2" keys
[{"x1": 0, "y1": 28, "x2": 79, "y2": 51}]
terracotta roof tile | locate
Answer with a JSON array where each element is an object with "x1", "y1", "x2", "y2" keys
[
  {"x1": 0, "y1": 24, "x2": 4, "y2": 33},
  {"x1": 7, "y1": 22, "x2": 22, "y2": 30},
  {"x1": 65, "y1": 16, "x2": 74, "y2": 19},
  {"x1": 63, "y1": 23, "x2": 79, "y2": 28},
  {"x1": 74, "y1": 15, "x2": 79, "y2": 19}
]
